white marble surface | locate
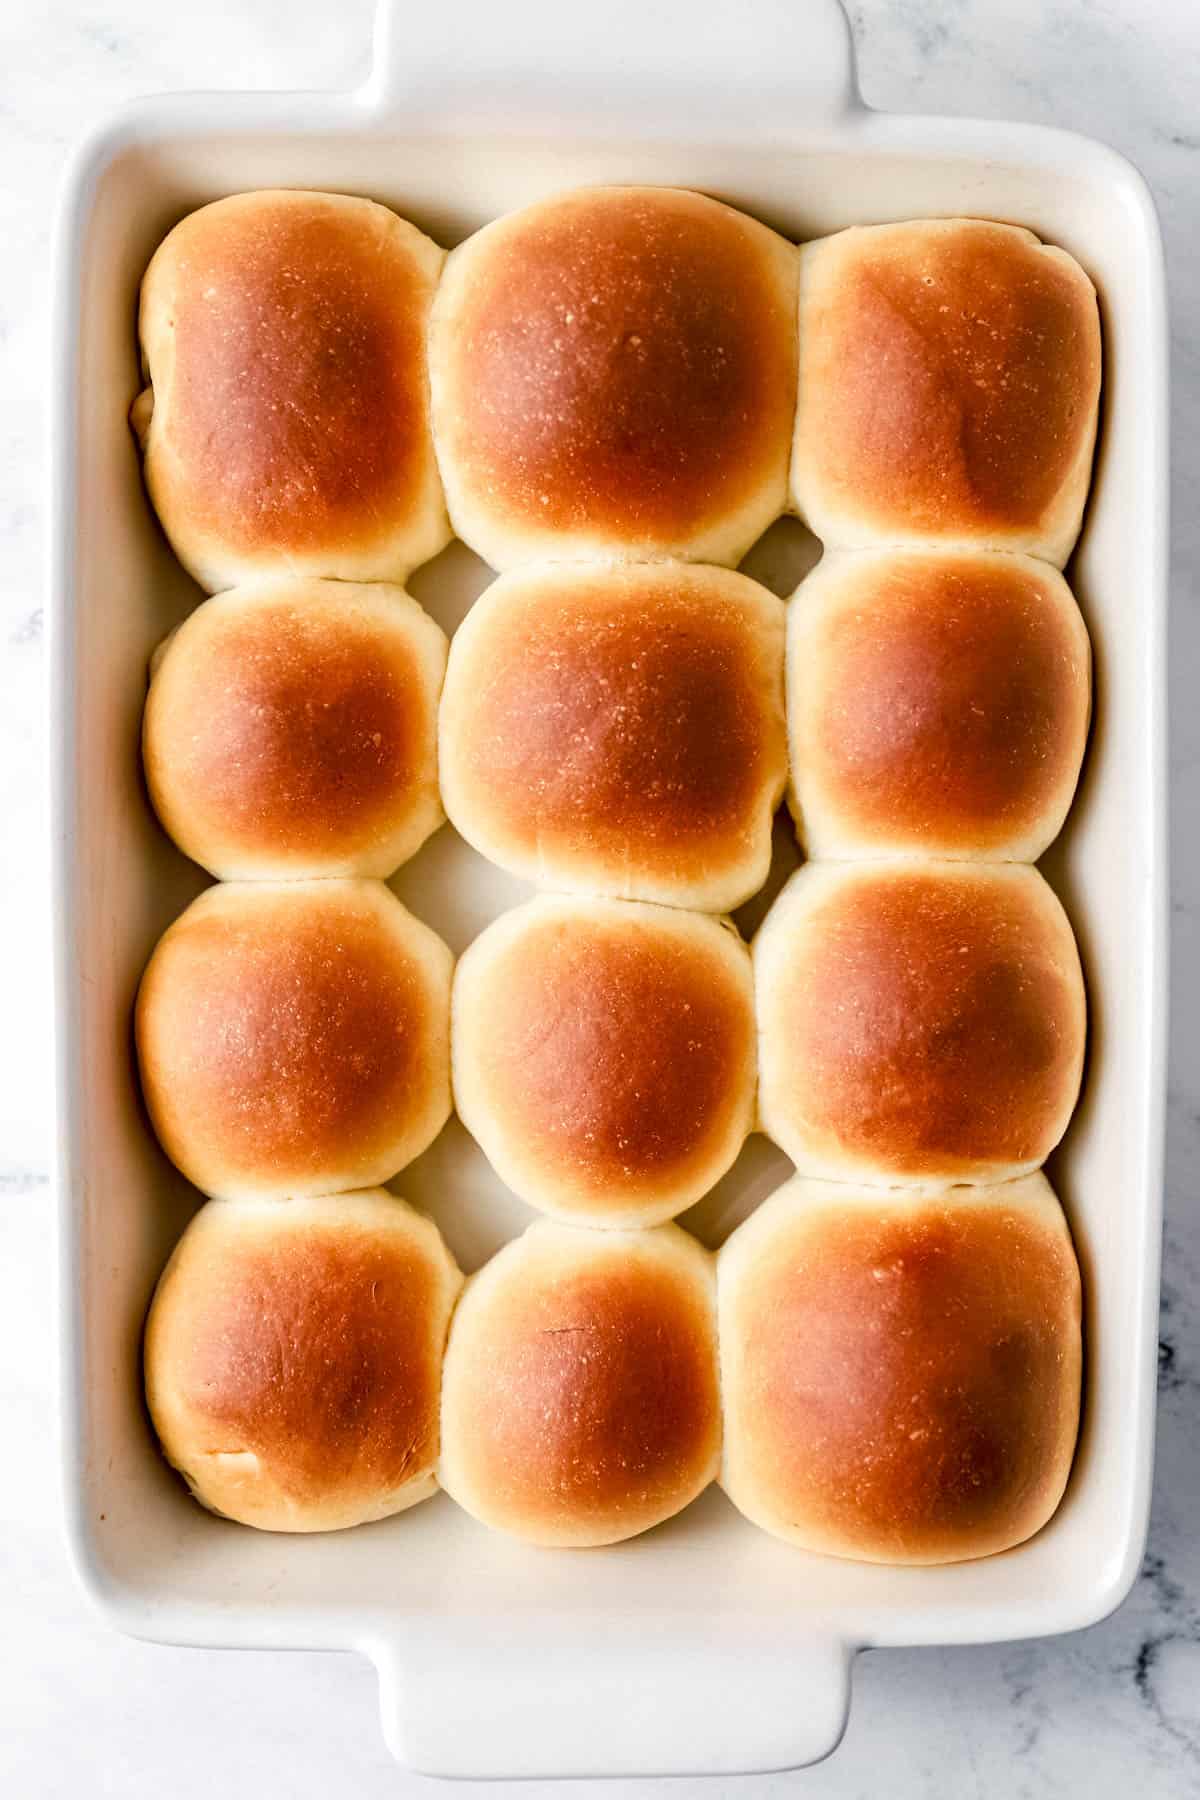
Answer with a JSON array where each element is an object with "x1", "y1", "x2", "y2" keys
[{"x1": 3, "y1": 0, "x2": 1197, "y2": 1792}]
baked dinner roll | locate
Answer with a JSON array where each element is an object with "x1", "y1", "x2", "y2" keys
[
  {"x1": 718, "y1": 1173, "x2": 1082, "y2": 1563},
  {"x1": 788, "y1": 548, "x2": 1091, "y2": 861},
  {"x1": 439, "y1": 561, "x2": 787, "y2": 910},
  {"x1": 754, "y1": 862, "x2": 1085, "y2": 1184},
  {"x1": 791, "y1": 220, "x2": 1101, "y2": 565},
  {"x1": 133, "y1": 190, "x2": 449, "y2": 592},
  {"x1": 453, "y1": 896, "x2": 755, "y2": 1226},
  {"x1": 440, "y1": 1220, "x2": 721, "y2": 1545},
  {"x1": 136, "y1": 880, "x2": 452, "y2": 1199},
  {"x1": 145, "y1": 1190, "x2": 462, "y2": 1532},
  {"x1": 429, "y1": 186, "x2": 799, "y2": 569},
  {"x1": 144, "y1": 578, "x2": 447, "y2": 880}
]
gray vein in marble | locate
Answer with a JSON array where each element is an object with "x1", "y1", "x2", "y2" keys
[
  {"x1": 0, "y1": 1168, "x2": 48, "y2": 1196},
  {"x1": 9, "y1": 608, "x2": 41, "y2": 646}
]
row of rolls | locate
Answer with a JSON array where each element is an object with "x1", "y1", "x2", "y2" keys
[
  {"x1": 133, "y1": 187, "x2": 1101, "y2": 589},
  {"x1": 138, "y1": 868, "x2": 1084, "y2": 1222},
  {"x1": 146, "y1": 549, "x2": 1091, "y2": 895},
  {"x1": 147, "y1": 1177, "x2": 1080, "y2": 1559},
  {"x1": 134, "y1": 180, "x2": 1097, "y2": 1564}
]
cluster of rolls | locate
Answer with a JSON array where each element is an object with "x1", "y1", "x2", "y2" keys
[{"x1": 134, "y1": 183, "x2": 1097, "y2": 1560}]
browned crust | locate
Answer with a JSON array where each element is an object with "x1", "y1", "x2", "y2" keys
[
  {"x1": 794, "y1": 221, "x2": 1101, "y2": 551},
  {"x1": 756, "y1": 866, "x2": 1085, "y2": 1180},
  {"x1": 138, "y1": 191, "x2": 445, "y2": 578},
  {"x1": 143, "y1": 581, "x2": 445, "y2": 876},
  {"x1": 144, "y1": 1192, "x2": 462, "y2": 1529},
  {"x1": 721, "y1": 1182, "x2": 1081, "y2": 1561},
  {"x1": 441, "y1": 1227, "x2": 720, "y2": 1543},
  {"x1": 454, "y1": 900, "x2": 754, "y2": 1215},
  {"x1": 157, "y1": 1223, "x2": 440, "y2": 1500},
  {"x1": 433, "y1": 187, "x2": 797, "y2": 557},
  {"x1": 135, "y1": 882, "x2": 450, "y2": 1196},
  {"x1": 441, "y1": 563, "x2": 785, "y2": 902},
  {"x1": 791, "y1": 552, "x2": 1090, "y2": 856}
]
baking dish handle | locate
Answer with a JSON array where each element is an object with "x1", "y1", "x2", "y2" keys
[
  {"x1": 362, "y1": 0, "x2": 861, "y2": 132},
  {"x1": 371, "y1": 1627, "x2": 851, "y2": 1778}
]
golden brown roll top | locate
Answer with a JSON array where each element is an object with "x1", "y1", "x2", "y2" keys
[
  {"x1": 439, "y1": 1219, "x2": 721, "y2": 1546},
  {"x1": 145, "y1": 1190, "x2": 463, "y2": 1532},
  {"x1": 143, "y1": 579, "x2": 447, "y2": 880},
  {"x1": 788, "y1": 548, "x2": 1091, "y2": 861},
  {"x1": 791, "y1": 220, "x2": 1101, "y2": 565},
  {"x1": 429, "y1": 185, "x2": 799, "y2": 569},
  {"x1": 452, "y1": 896, "x2": 755, "y2": 1227},
  {"x1": 134, "y1": 190, "x2": 450, "y2": 592},
  {"x1": 439, "y1": 561, "x2": 786, "y2": 912},
  {"x1": 754, "y1": 861, "x2": 1085, "y2": 1184},
  {"x1": 135, "y1": 880, "x2": 452, "y2": 1200},
  {"x1": 718, "y1": 1174, "x2": 1082, "y2": 1563}
]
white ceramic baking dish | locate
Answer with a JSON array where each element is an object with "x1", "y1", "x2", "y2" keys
[{"x1": 50, "y1": 0, "x2": 1169, "y2": 1778}]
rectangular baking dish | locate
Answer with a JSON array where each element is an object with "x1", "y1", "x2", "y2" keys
[{"x1": 50, "y1": 0, "x2": 1169, "y2": 1778}]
